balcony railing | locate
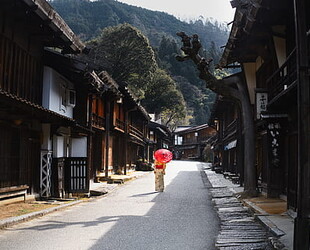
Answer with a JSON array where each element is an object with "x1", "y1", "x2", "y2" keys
[
  {"x1": 182, "y1": 136, "x2": 211, "y2": 145},
  {"x1": 183, "y1": 137, "x2": 198, "y2": 144},
  {"x1": 267, "y1": 48, "x2": 297, "y2": 101},
  {"x1": 91, "y1": 113, "x2": 105, "y2": 129},
  {"x1": 129, "y1": 124, "x2": 143, "y2": 140},
  {"x1": 223, "y1": 119, "x2": 237, "y2": 140},
  {"x1": 115, "y1": 118, "x2": 125, "y2": 131}
]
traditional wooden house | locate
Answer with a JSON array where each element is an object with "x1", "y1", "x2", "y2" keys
[
  {"x1": 173, "y1": 124, "x2": 216, "y2": 161},
  {"x1": 0, "y1": 0, "x2": 169, "y2": 204},
  {"x1": 122, "y1": 87, "x2": 151, "y2": 173},
  {"x1": 92, "y1": 80, "x2": 151, "y2": 180},
  {"x1": 89, "y1": 71, "x2": 124, "y2": 180},
  {"x1": 0, "y1": 0, "x2": 85, "y2": 200},
  {"x1": 208, "y1": 96, "x2": 243, "y2": 181},
  {"x1": 219, "y1": 0, "x2": 310, "y2": 247},
  {"x1": 0, "y1": 0, "x2": 88, "y2": 201},
  {"x1": 146, "y1": 121, "x2": 172, "y2": 162},
  {"x1": 220, "y1": 0, "x2": 297, "y2": 203},
  {"x1": 43, "y1": 50, "x2": 115, "y2": 198}
]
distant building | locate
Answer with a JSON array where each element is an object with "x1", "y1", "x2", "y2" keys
[{"x1": 173, "y1": 124, "x2": 216, "y2": 161}]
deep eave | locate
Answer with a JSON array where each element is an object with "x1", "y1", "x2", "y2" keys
[
  {"x1": 175, "y1": 123, "x2": 211, "y2": 135},
  {"x1": 0, "y1": 89, "x2": 74, "y2": 124},
  {"x1": 20, "y1": 0, "x2": 85, "y2": 54},
  {"x1": 220, "y1": 0, "x2": 290, "y2": 67}
]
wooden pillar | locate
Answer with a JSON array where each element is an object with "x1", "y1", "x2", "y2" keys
[
  {"x1": 124, "y1": 110, "x2": 129, "y2": 175},
  {"x1": 294, "y1": 0, "x2": 310, "y2": 248},
  {"x1": 104, "y1": 97, "x2": 111, "y2": 178},
  {"x1": 87, "y1": 94, "x2": 93, "y2": 182},
  {"x1": 236, "y1": 114, "x2": 244, "y2": 186}
]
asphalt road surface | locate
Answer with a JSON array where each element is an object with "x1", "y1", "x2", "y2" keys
[{"x1": 0, "y1": 161, "x2": 219, "y2": 250}]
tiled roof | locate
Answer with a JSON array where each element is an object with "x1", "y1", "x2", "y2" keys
[
  {"x1": 0, "y1": 89, "x2": 74, "y2": 122},
  {"x1": 175, "y1": 124, "x2": 211, "y2": 134}
]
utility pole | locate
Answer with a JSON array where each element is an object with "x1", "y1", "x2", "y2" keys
[{"x1": 294, "y1": 0, "x2": 310, "y2": 249}]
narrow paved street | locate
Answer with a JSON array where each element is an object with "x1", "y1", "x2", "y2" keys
[{"x1": 0, "y1": 161, "x2": 219, "y2": 250}]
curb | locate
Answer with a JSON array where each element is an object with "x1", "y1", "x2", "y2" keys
[
  {"x1": 203, "y1": 168, "x2": 288, "y2": 249},
  {"x1": 242, "y1": 199, "x2": 286, "y2": 237},
  {"x1": 255, "y1": 215, "x2": 286, "y2": 237},
  {"x1": 0, "y1": 200, "x2": 83, "y2": 229},
  {"x1": 243, "y1": 199, "x2": 269, "y2": 215},
  {"x1": 0, "y1": 171, "x2": 151, "y2": 229}
]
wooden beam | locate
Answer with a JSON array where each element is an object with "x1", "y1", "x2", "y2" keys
[{"x1": 294, "y1": 0, "x2": 310, "y2": 249}]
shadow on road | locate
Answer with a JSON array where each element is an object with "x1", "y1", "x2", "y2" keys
[{"x1": 10, "y1": 162, "x2": 219, "y2": 250}]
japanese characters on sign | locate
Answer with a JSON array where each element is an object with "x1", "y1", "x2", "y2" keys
[
  {"x1": 256, "y1": 92, "x2": 268, "y2": 119},
  {"x1": 268, "y1": 123, "x2": 281, "y2": 168}
]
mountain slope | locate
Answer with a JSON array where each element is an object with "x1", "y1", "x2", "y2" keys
[
  {"x1": 50, "y1": 0, "x2": 228, "y2": 48},
  {"x1": 49, "y1": 0, "x2": 229, "y2": 125}
]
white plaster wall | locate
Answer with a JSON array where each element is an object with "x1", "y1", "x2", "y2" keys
[
  {"x1": 42, "y1": 67, "x2": 52, "y2": 110},
  {"x1": 243, "y1": 62, "x2": 257, "y2": 104},
  {"x1": 42, "y1": 66, "x2": 74, "y2": 118},
  {"x1": 273, "y1": 36, "x2": 287, "y2": 67},
  {"x1": 41, "y1": 123, "x2": 52, "y2": 151},
  {"x1": 53, "y1": 135, "x2": 65, "y2": 158},
  {"x1": 71, "y1": 137, "x2": 87, "y2": 157},
  {"x1": 255, "y1": 56, "x2": 264, "y2": 70}
]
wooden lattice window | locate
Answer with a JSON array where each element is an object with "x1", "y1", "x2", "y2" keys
[{"x1": 0, "y1": 35, "x2": 42, "y2": 104}]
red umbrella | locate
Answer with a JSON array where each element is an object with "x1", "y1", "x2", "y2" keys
[{"x1": 154, "y1": 149, "x2": 173, "y2": 163}]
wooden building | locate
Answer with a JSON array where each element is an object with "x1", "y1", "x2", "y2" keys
[
  {"x1": 146, "y1": 121, "x2": 172, "y2": 162},
  {"x1": 217, "y1": 0, "x2": 310, "y2": 247},
  {"x1": 219, "y1": 0, "x2": 298, "y2": 204},
  {"x1": 89, "y1": 71, "x2": 123, "y2": 180},
  {"x1": 0, "y1": 0, "x2": 86, "y2": 200},
  {"x1": 42, "y1": 50, "x2": 104, "y2": 198},
  {"x1": 173, "y1": 124, "x2": 216, "y2": 161},
  {"x1": 209, "y1": 96, "x2": 243, "y2": 182},
  {"x1": 0, "y1": 0, "x2": 166, "y2": 203}
]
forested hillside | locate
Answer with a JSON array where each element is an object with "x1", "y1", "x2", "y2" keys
[{"x1": 49, "y1": 0, "x2": 230, "y2": 125}]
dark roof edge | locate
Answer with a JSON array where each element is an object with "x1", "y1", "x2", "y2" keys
[{"x1": 22, "y1": 0, "x2": 85, "y2": 53}]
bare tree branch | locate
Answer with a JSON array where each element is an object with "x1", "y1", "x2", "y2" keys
[{"x1": 176, "y1": 32, "x2": 257, "y2": 197}]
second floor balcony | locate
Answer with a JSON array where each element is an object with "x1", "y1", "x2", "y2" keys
[
  {"x1": 223, "y1": 119, "x2": 238, "y2": 141},
  {"x1": 129, "y1": 124, "x2": 144, "y2": 141},
  {"x1": 267, "y1": 48, "x2": 297, "y2": 104},
  {"x1": 91, "y1": 113, "x2": 105, "y2": 129},
  {"x1": 115, "y1": 118, "x2": 125, "y2": 132},
  {"x1": 181, "y1": 135, "x2": 213, "y2": 145}
]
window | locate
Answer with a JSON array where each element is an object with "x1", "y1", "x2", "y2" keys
[
  {"x1": 67, "y1": 89, "x2": 76, "y2": 107},
  {"x1": 60, "y1": 83, "x2": 76, "y2": 111}
]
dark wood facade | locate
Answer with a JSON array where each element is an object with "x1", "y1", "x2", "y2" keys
[
  {"x1": 0, "y1": 0, "x2": 171, "y2": 203},
  {"x1": 173, "y1": 124, "x2": 216, "y2": 161},
  {"x1": 146, "y1": 121, "x2": 172, "y2": 162},
  {"x1": 0, "y1": 0, "x2": 85, "y2": 198},
  {"x1": 90, "y1": 76, "x2": 152, "y2": 180},
  {"x1": 219, "y1": 0, "x2": 298, "y2": 202},
  {"x1": 209, "y1": 96, "x2": 243, "y2": 182},
  {"x1": 216, "y1": 0, "x2": 310, "y2": 247}
]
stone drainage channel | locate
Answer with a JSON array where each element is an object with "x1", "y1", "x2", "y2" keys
[{"x1": 200, "y1": 166, "x2": 284, "y2": 250}]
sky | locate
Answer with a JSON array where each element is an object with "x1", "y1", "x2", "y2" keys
[{"x1": 116, "y1": 0, "x2": 235, "y2": 23}]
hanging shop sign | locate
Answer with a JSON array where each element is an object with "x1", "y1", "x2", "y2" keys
[{"x1": 256, "y1": 91, "x2": 268, "y2": 119}]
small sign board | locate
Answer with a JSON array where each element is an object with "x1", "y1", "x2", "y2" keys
[{"x1": 256, "y1": 91, "x2": 268, "y2": 119}]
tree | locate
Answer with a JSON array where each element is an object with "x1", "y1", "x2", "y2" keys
[
  {"x1": 82, "y1": 23, "x2": 186, "y2": 128},
  {"x1": 176, "y1": 32, "x2": 257, "y2": 197},
  {"x1": 142, "y1": 68, "x2": 186, "y2": 129},
  {"x1": 83, "y1": 23, "x2": 157, "y2": 100},
  {"x1": 156, "y1": 36, "x2": 216, "y2": 124}
]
